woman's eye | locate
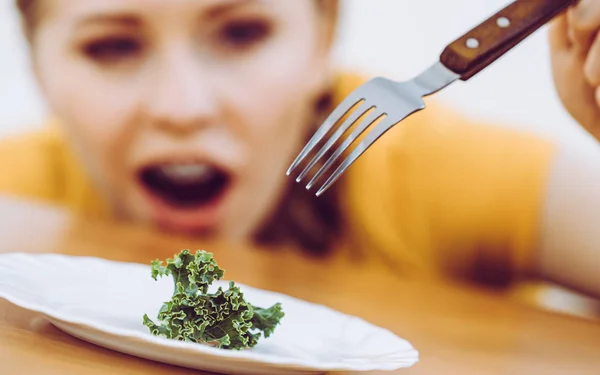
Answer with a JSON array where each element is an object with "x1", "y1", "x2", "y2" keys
[
  {"x1": 219, "y1": 19, "x2": 271, "y2": 49},
  {"x1": 82, "y1": 37, "x2": 142, "y2": 63}
]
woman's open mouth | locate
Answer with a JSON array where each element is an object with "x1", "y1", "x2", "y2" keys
[{"x1": 136, "y1": 162, "x2": 233, "y2": 233}]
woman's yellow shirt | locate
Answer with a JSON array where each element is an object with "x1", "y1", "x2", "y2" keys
[{"x1": 0, "y1": 72, "x2": 557, "y2": 288}]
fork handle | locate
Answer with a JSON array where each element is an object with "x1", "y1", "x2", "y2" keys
[{"x1": 440, "y1": 0, "x2": 577, "y2": 81}]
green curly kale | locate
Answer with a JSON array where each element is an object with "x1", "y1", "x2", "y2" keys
[{"x1": 143, "y1": 249, "x2": 284, "y2": 350}]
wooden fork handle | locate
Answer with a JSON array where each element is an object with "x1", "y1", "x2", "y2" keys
[{"x1": 440, "y1": 0, "x2": 577, "y2": 81}]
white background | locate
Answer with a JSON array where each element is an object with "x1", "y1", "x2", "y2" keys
[{"x1": 0, "y1": 0, "x2": 598, "y2": 152}]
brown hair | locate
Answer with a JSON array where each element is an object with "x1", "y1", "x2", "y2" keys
[
  {"x1": 16, "y1": 0, "x2": 38, "y2": 42},
  {"x1": 255, "y1": 92, "x2": 343, "y2": 255},
  {"x1": 15, "y1": 0, "x2": 344, "y2": 255}
]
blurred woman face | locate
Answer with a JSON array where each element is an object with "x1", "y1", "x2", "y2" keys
[{"x1": 31, "y1": 0, "x2": 334, "y2": 239}]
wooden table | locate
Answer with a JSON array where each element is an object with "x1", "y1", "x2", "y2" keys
[{"x1": 0, "y1": 196, "x2": 599, "y2": 375}]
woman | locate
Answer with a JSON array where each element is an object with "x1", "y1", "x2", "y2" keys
[{"x1": 2, "y1": 0, "x2": 600, "y2": 308}]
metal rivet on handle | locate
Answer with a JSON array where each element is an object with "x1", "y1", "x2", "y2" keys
[
  {"x1": 466, "y1": 38, "x2": 480, "y2": 49},
  {"x1": 497, "y1": 17, "x2": 510, "y2": 28}
]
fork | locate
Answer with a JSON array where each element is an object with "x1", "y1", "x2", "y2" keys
[{"x1": 287, "y1": 0, "x2": 577, "y2": 197}]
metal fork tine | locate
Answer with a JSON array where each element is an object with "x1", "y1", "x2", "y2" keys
[
  {"x1": 306, "y1": 110, "x2": 384, "y2": 190},
  {"x1": 286, "y1": 92, "x2": 364, "y2": 176},
  {"x1": 314, "y1": 116, "x2": 397, "y2": 196},
  {"x1": 290, "y1": 63, "x2": 460, "y2": 193},
  {"x1": 295, "y1": 102, "x2": 373, "y2": 183}
]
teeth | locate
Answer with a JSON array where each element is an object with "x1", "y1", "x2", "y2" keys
[{"x1": 158, "y1": 164, "x2": 215, "y2": 182}]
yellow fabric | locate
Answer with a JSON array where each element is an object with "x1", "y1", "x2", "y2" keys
[
  {"x1": 0, "y1": 72, "x2": 557, "y2": 288},
  {"x1": 333, "y1": 73, "x2": 557, "y2": 286},
  {"x1": 0, "y1": 120, "x2": 109, "y2": 216}
]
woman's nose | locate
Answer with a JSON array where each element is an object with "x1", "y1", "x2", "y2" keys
[{"x1": 143, "y1": 48, "x2": 219, "y2": 134}]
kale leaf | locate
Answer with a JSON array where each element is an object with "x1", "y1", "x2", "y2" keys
[{"x1": 143, "y1": 249, "x2": 284, "y2": 350}]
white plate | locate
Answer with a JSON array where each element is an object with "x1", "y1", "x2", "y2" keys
[{"x1": 0, "y1": 253, "x2": 418, "y2": 374}]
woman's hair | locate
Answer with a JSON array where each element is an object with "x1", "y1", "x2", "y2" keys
[
  {"x1": 255, "y1": 91, "x2": 343, "y2": 255},
  {"x1": 16, "y1": 0, "x2": 37, "y2": 41},
  {"x1": 15, "y1": 0, "x2": 344, "y2": 255}
]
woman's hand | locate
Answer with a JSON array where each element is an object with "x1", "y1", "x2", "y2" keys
[{"x1": 549, "y1": 0, "x2": 600, "y2": 140}]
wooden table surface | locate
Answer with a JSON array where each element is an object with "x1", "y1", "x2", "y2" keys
[{"x1": 0, "y1": 196, "x2": 599, "y2": 375}]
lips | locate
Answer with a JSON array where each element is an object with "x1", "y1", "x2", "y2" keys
[{"x1": 136, "y1": 161, "x2": 233, "y2": 233}]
